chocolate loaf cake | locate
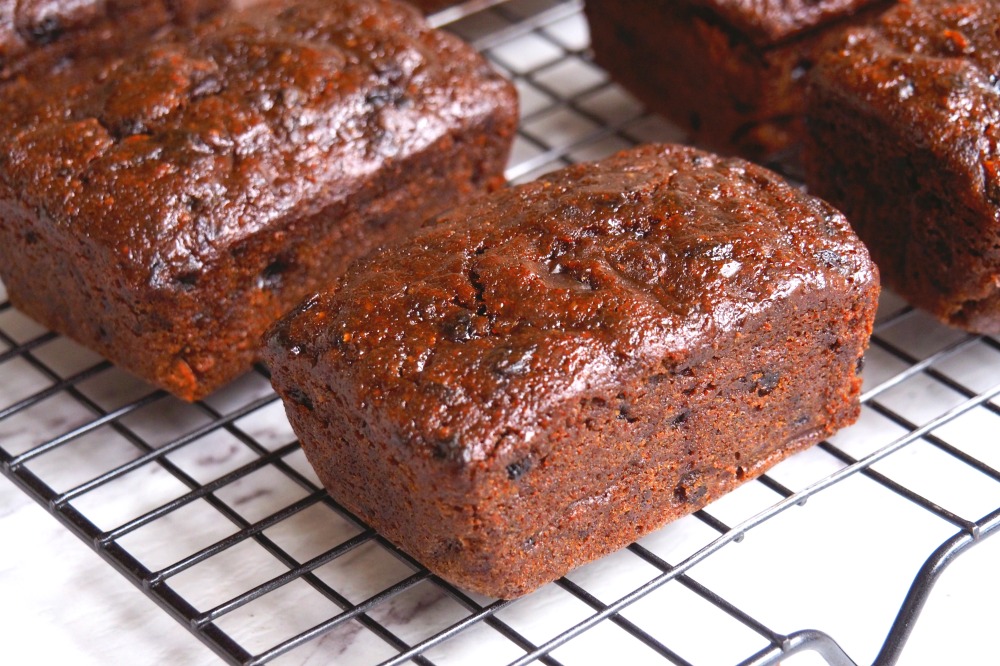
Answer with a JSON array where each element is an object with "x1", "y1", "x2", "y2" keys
[
  {"x1": 0, "y1": 0, "x2": 227, "y2": 79},
  {"x1": 263, "y1": 144, "x2": 879, "y2": 598},
  {"x1": 0, "y1": 0, "x2": 517, "y2": 401},
  {"x1": 805, "y1": 0, "x2": 1000, "y2": 333},
  {"x1": 585, "y1": 0, "x2": 891, "y2": 163}
]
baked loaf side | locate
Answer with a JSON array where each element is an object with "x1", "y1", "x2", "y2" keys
[
  {"x1": 0, "y1": 0, "x2": 517, "y2": 401},
  {"x1": 264, "y1": 144, "x2": 879, "y2": 599},
  {"x1": 0, "y1": 0, "x2": 227, "y2": 79},
  {"x1": 586, "y1": 0, "x2": 891, "y2": 164},
  {"x1": 805, "y1": 0, "x2": 1000, "y2": 333}
]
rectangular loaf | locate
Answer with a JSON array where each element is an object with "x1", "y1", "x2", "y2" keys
[
  {"x1": 263, "y1": 144, "x2": 879, "y2": 598},
  {"x1": 805, "y1": 0, "x2": 1000, "y2": 333},
  {"x1": 585, "y1": 0, "x2": 891, "y2": 164},
  {"x1": 0, "y1": 0, "x2": 517, "y2": 401}
]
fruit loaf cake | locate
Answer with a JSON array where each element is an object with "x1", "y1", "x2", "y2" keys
[
  {"x1": 585, "y1": 0, "x2": 892, "y2": 164},
  {"x1": 263, "y1": 144, "x2": 880, "y2": 598},
  {"x1": 805, "y1": 0, "x2": 1000, "y2": 333},
  {"x1": 0, "y1": 0, "x2": 517, "y2": 401}
]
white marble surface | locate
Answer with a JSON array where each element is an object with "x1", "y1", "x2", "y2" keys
[{"x1": 0, "y1": 479, "x2": 217, "y2": 666}]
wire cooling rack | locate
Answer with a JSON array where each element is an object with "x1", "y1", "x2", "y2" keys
[{"x1": 2, "y1": 0, "x2": 1000, "y2": 664}]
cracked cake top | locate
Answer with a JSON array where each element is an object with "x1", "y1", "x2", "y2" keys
[
  {"x1": 0, "y1": 0, "x2": 511, "y2": 286},
  {"x1": 266, "y1": 144, "x2": 877, "y2": 464}
]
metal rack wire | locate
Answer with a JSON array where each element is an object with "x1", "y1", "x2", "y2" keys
[{"x1": 2, "y1": 0, "x2": 999, "y2": 664}]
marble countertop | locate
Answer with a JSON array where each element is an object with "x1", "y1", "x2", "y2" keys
[{"x1": 1, "y1": 479, "x2": 217, "y2": 665}]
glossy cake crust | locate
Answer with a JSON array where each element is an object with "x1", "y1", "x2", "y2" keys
[{"x1": 264, "y1": 144, "x2": 879, "y2": 598}]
